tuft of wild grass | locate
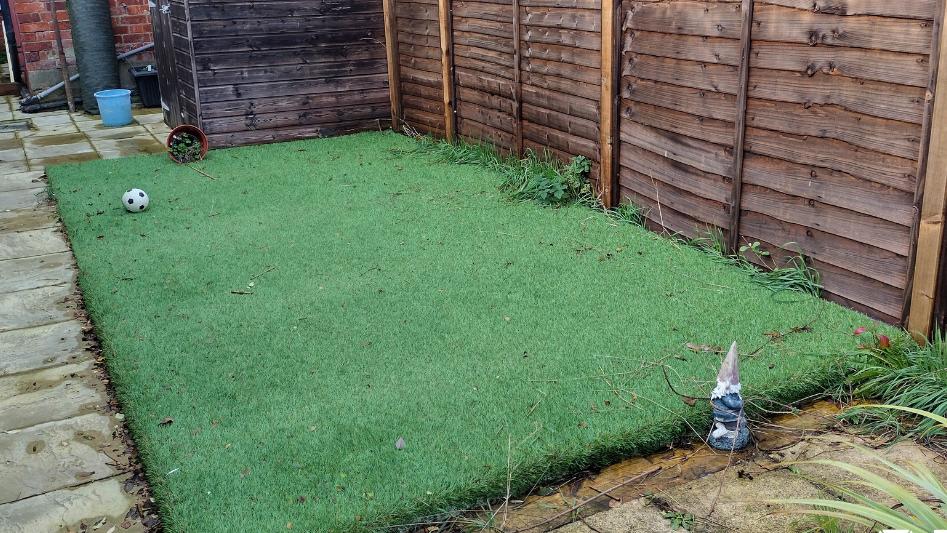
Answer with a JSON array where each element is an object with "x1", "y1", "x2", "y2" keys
[
  {"x1": 418, "y1": 137, "x2": 595, "y2": 207},
  {"x1": 685, "y1": 229, "x2": 823, "y2": 298},
  {"x1": 838, "y1": 329, "x2": 947, "y2": 441}
]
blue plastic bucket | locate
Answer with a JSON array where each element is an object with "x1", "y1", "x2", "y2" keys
[{"x1": 93, "y1": 89, "x2": 132, "y2": 127}]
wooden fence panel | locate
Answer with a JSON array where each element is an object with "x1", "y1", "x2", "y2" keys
[
  {"x1": 618, "y1": 0, "x2": 741, "y2": 239},
  {"x1": 183, "y1": 0, "x2": 391, "y2": 148},
  {"x1": 738, "y1": 1, "x2": 936, "y2": 323},
  {"x1": 617, "y1": 0, "x2": 939, "y2": 323},
  {"x1": 521, "y1": 0, "x2": 602, "y2": 182},
  {"x1": 396, "y1": 0, "x2": 446, "y2": 135}
]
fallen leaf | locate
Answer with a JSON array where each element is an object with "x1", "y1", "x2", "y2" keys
[
  {"x1": 685, "y1": 343, "x2": 713, "y2": 352},
  {"x1": 114, "y1": 413, "x2": 125, "y2": 420},
  {"x1": 191, "y1": 429, "x2": 199, "y2": 435},
  {"x1": 336, "y1": 485, "x2": 345, "y2": 491},
  {"x1": 287, "y1": 522, "x2": 292, "y2": 529},
  {"x1": 504, "y1": 317, "x2": 510, "y2": 322},
  {"x1": 92, "y1": 516, "x2": 107, "y2": 530},
  {"x1": 158, "y1": 418, "x2": 173, "y2": 426},
  {"x1": 608, "y1": 497, "x2": 623, "y2": 508},
  {"x1": 396, "y1": 437, "x2": 405, "y2": 450},
  {"x1": 240, "y1": 467, "x2": 250, "y2": 478},
  {"x1": 297, "y1": 496, "x2": 306, "y2": 503},
  {"x1": 682, "y1": 397, "x2": 698, "y2": 407},
  {"x1": 76, "y1": 471, "x2": 95, "y2": 479}
]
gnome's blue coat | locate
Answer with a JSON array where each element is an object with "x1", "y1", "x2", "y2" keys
[{"x1": 708, "y1": 392, "x2": 750, "y2": 450}]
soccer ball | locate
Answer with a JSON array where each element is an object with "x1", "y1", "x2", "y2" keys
[{"x1": 122, "y1": 188, "x2": 149, "y2": 212}]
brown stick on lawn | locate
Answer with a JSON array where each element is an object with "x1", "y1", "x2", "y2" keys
[{"x1": 48, "y1": 0, "x2": 75, "y2": 113}]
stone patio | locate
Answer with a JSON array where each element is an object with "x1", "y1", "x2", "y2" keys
[{"x1": 0, "y1": 96, "x2": 165, "y2": 533}]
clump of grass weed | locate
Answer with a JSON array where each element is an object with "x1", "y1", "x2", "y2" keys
[
  {"x1": 685, "y1": 229, "x2": 823, "y2": 297},
  {"x1": 418, "y1": 136, "x2": 594, "y2": 206},
  {"x1": 837, "y1": 327, "x2": 947, "y2": 442}
]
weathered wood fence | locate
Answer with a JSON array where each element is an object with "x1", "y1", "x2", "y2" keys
[
  {"x1": 384, "y1": 0, "x2": 947, "y2": 336},
  {"x1": 151, "y1": 0, "x2": 392, "y2": 147}
]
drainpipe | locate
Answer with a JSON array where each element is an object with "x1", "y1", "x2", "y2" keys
[{"x1": 0, "y1": 0, "x2": 22, "y2": 83}]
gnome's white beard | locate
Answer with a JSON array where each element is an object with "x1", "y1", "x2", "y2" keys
[
  {"x1": 711, "y1": 421, "x2": 737, "y2": 439},
  {"x1": 711, "y1": 380, "x2": 741, "y2": 399}
]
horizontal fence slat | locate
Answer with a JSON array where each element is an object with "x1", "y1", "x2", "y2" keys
[
  {"x1": 744, "y1": 126, "x2": 917, "y2": 192},
  {"x1": 621, "y1": 100, "x2": 734, "y2": 147},
  {"x1": 624, "y1": 53, "x2": 740, "y2": 95},
  {"x1": 740, "y1": 183, "x2": 912, "y2": 257},
  {"x1": 620, "y1": 119, "x2": 734, "y2": 177},
  {"x1": 742, "y1": 153, "x2": 915, "y2": 227},
  {"x1": 624, "y1": 30, "x2": 741, "y2": 66},
  {"x1": 745, "y1": 98, "x2": 922, "y2": 161},
  {"x1": 747, "y1": 69, "x2": 927, "y2": 125},
  {"x1": 625, "y1": 1, "x2": 743, "y2": 39},
  {"x1": 754, "y1": 0, "x2": 936, "y2": 20},
  {"x1": 749, "y1": 42, "x2": 929, "y2": 88},
  {"x1": 754, "y1": 4, "x2": 933, "y2": 55}
]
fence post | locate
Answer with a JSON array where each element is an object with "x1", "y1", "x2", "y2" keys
[
  {"x1": 909, "y1": 0, "x2": 947, "y2": 341},
  {"x1": 438, "y1": 0, "x2": 456, "y2": 142},
  {"x1": 383, "y1": 0, "x2": 402, "y2": 133},
  {"x1": 727, "y1": 0, "x2": 754, "y2": 254},
  {"x1": 903, "y1": 0, "x2": 946, "y2": 332},
  {"x1": 513, "y1": 0, "x2": 523, "y2": 156},
  {"x1": 599, "y1": 0, "x2": 620, "y2": 209}
]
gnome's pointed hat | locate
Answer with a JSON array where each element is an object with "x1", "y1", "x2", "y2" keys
[{"x1": 711, "y1": 341, "x2": 741, "y2": 399}]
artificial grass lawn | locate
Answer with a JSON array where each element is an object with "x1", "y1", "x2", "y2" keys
[{"x1": 49, "y1": 131, "x2": 878, "y2": 532}]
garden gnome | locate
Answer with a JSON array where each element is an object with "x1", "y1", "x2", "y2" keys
[{"x1": 708, "y1": 341, "x2": 750, "y2": 450}]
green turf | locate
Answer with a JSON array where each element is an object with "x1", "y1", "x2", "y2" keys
[{"x1": 48, "y1": 131, "x2": 884, "y2": 532}]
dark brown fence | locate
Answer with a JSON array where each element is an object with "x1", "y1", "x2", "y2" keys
[
  {"x1": 387, "y1": 0, "x2": 947, "y2": 332},
  {"x1": 153, "y1": 0, "x2": 393, "y2": 148}
]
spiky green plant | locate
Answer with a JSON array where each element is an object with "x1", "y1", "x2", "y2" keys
[
  {"x1": 839, "y1": 329, "x2": 947, "y2": 441},
  {"x1": 766, "y1": 406, "x2": 947, "y2": 533}
]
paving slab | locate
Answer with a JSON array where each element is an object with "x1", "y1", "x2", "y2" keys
[
  {"x1": 0, "y1": 251, "x2": 74, "y2": 293},
  {"x1": 0, "y1": 413, "x2": 122, "y2": 504},
  {"x1": 0, "y1": 187, "x2": 45, "y2": 212},
  {"x1": 0, "y1": 475, "x2": 145, "y2": 533},
  {"x1": 0, "y1": 170, "x2": 46, "y2": 193},
  {"x1": 79, "y1": 122, "x2": 147, "y2": 137},
  {"x1": 0, "y1": 320, "x2": 88, "y2": 377},
  {"x1": 33, "y1": 151, "x2": 101, "y2": 168},
  {"x1": 0, "y1": 360, "x2": 105, "y2": 432},
  {"x1": 0, "y1": 147, "x2": 26, "y2": 164},
  {"x1": 22, "y1": 134, "x2": 90, "y2": 152},
  {"x1": 0, "y1": 137, "x2": 23, "y2": 151},
  {"x1": 134, "y1": 112, "x2": 166, "y2": 125},
  {"x1": 0, "y1": 226, "x2": 69, "y2": 261},
  {"x1": 0, "y1": 161, "x2": 31, "y2": 176},
  {"x1": 91, "y1": 140, "x2": 167, "y2": 160},
  {"x1": 18, "y1": 123, "x2": 81, "y2": 138},
  {"x1": 29, "y1": 114, "x2": 75, "y2": 127},
  {"x1": 0, "y1": 206, "x2": 58, "y2": 232},
  {"x1": 0, "y1": 284, "x2": 77, "y2": 332}
]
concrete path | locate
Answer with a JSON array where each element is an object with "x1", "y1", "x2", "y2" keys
[{"x1": 0, "y1": 97, "x2": 167, "y2": 533}]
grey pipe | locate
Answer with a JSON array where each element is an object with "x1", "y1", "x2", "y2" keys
[{"x1": 20, "y1": 42, "x2": 155, "y2": 106}]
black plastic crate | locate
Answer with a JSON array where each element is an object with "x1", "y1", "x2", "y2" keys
[{"x1": 129, "y1": 66, "x2": 160, "y2": 108}]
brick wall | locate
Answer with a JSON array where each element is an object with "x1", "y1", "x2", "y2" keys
[{"x1": 9, "y1": 0, "x2": 155, "y2": 92}]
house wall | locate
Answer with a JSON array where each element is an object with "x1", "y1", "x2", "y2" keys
[{"x1": 8, "y1": 0, "x2": 155, "y2": 95}]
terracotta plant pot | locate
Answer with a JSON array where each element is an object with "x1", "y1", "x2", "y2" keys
[{"x1": 167, "y1": 124, "x2": 209, "y2": 163}]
